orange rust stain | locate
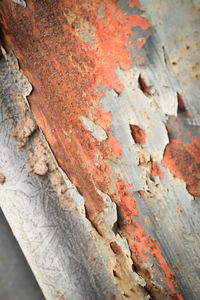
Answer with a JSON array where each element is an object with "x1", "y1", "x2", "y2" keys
[
  {"x1": 110, "y1": 242, "x2": 122, "y2": 255},
  {"x1": 107, "y1": 136, "x2": 122, "y2": 158},
  {"x1": 151, "y1": 161, "x2": 163, "y2": 180},
  {"x1": 0, "y1": 1, "x2": 181, "y2": 298},
  {"x1": 93, "y1": 108, "x2": 112, "y2": 131},
  {"x1": 130, "y1": 124, "x2": 146, "y2": 144},
  {"x1": 115, "y1": 180, "x2": 139, "y2": 219},
  {"x1": 138, "y1": 74, "x2": 151, "y2": 95},
  {"x1": 162, "y1": 138, "x2": 200, "y2": 196}
]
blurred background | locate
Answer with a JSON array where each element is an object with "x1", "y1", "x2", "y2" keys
[{"x1": 0, "y1": 209, "x2": 44, "y2": 300}]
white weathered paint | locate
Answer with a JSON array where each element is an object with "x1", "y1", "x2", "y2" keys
[
  {"x1": 101, "y1": 67, "x2": 169, "y2": 192},
  {"x1": 81, "y1": 116, "x2": 108, "y2": 142},
  {"x1": 1, "y1": 48, "x2": 32, "y2": 99},
  {"x1": 12, "y1": 0, "x2": 26, "y2": 8},
  {"x1": 95, "y1": 188, "x2": 117, "y2": 230}
]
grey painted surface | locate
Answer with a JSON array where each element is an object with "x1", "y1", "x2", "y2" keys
[{"x1": 140, "y1": 0, "x2": 200, "y2": 125}]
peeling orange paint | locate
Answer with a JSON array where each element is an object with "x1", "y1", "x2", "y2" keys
[{"x1": 162, "y1": 137, "x2": 200, "y2": 196}]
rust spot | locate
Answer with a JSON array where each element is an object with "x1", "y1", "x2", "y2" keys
[
  {"x1": 138, "y1": 74, "x2": 150, "y2": 96},
  {"x1": 191, "y1": 61, "x2": 200, "y2": 74},
  {"x1": 110, "y1": 241, "x2": 122, "y2": 255},
  {"x1": 177, "y1": 93, "x2": 185, "y2": 111},
  {"x1": 135, "y1": 265, "x2": 151, "y2": 281},
  {"x1": 0, "y1": 173, "x2": 6, "y2": 184},
  {"x1": 176, "y1": 207, "x2": 183, "y2": 214},
  {"x1": 177, "y1": 93, "x2": 190, "y2": 118},
  {"x1": 162, "y1": 137, "x2": 200, "y2": 196},
  {"x1": 151, "y1": 161, "x2": 163, "y2": 180},
  {"x1": 130, "y1": 124, "x2": 146, "y2": 144}
]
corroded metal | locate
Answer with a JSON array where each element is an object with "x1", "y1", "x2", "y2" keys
[{"x1": 0, "y1": 0, "x2": 200, "y2": 299}]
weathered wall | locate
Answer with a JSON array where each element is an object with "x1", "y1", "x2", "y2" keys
[{"x1": 0, "y1": 0, "x2": 200, "y2": 299}]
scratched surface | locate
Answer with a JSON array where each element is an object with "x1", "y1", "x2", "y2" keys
[{"x1": 0, "y1": 0, "x2": 200, "y2": 299}]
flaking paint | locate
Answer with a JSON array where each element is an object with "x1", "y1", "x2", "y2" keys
[{"x1": 0, "y1": 0, "x2": 183, "y2": 298}]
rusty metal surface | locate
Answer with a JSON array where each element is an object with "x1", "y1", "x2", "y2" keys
[{"x1": 0, "y1": 0, "x2": 200, "y2": 299}]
